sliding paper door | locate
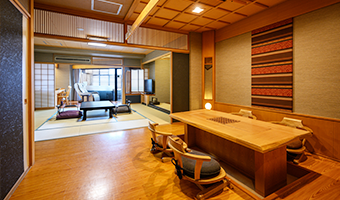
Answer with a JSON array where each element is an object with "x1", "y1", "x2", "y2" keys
[{"x1": 35, "y1": 63, "x2": 55, "y2": 109}]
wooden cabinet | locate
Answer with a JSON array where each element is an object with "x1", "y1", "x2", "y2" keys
[{"x1": 141, "y1": 94, "x2": 154, "y2": 105}]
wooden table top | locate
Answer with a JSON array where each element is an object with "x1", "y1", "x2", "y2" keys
[{"x1": 170, "y1": 109, "x2": 311, "y2": 153}]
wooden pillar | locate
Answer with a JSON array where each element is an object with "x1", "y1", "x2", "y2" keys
[{"x1": 202, "y1": 30, "x2": 215, "y2": 110}]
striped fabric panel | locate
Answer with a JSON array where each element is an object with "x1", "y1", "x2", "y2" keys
[
  {"x1": 252, "y1": 18, "x2": 293, "y2": 35},
  {"x1": 251, "y1": 19, "x2": 293, "y2": 111}
]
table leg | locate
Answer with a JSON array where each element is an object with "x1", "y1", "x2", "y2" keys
[
  {"x1": 255, "y1": 146, "x2": 287, "y2": 196},
  {"x1": 82, "y1": 110, "x2": 87, "y2": 120},
  {"x1": 109, "y1": 108, "x2": 113, "y2": 118}
]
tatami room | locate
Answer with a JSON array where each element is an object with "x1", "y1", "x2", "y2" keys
[{"x1": 1, "y1": 0, "x2": 340, "y2": 200}]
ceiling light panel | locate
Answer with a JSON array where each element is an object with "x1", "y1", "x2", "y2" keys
[
  {"x1": 192, "y1": 7, "x2": 204, "y2": 13},
  {"x1": 185, "y1": 3, "x2": 212, "y2": 15}
]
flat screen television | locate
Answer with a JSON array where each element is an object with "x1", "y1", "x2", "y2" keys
[{"x1": 144, "y1": 79, "x2": 154, "y2": 94}]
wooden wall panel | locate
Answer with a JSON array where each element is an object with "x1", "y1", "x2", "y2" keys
[
  {"x1": 172, "y1": 53, "x2": 189, "y2": 113},
  {"x1": 214, "y1": 102, "x2": 340, "y2": 161},
  {"x1": 189, "y1": 32, "x2": 202, "y2": 110}
]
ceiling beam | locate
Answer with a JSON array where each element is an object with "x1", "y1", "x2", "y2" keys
[{"x1": 125, "y1": 0, "x2": 160, "y2": 40}]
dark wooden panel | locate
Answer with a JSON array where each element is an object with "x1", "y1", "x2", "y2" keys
[{"x1": 172, "y1": 52, "x2": 189, "y2": 113}]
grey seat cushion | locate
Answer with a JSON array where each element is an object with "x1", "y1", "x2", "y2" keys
[
  {"x1": 182, "y1": 150, "x2": 221, "y2": 179},
  {"x1": 287, "y1": 139, "x2": 302, "y2": 149}
]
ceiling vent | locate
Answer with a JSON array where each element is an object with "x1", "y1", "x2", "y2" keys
[
  {"x1": 91, "y1": 0, "x2": 123, "y2": 15},
  {"x1": 54, "y1": 55, "x2": 92, "y2": 64}
]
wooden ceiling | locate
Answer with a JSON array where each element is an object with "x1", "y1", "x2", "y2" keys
[{"x1": 34, "y1": 0, "x2": 288, "y2": 55}]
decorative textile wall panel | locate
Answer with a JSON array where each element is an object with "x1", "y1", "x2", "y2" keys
[{"x1": 251, "y1": 19, "x2": 293, "y2": 111}]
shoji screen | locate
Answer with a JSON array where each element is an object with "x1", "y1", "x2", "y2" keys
[{"x1": 35, "y1": 63, "x2": 55, "y2": 109}]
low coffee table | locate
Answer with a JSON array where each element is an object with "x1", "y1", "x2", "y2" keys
[{"x1": 80, "y1": 101, "x2": 115, "y2": 120}]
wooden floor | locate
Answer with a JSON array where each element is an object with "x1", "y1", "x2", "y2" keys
[{"x1": 11, "y1": 123, "x2": 340, "y2": 200}]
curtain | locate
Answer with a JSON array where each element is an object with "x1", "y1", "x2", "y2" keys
[{"x1": 72, "y1": 69, "x2": 81, "y2": 101}]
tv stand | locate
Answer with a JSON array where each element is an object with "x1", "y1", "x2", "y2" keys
[{"x1": 141, "y1": 94, "x2": 154, "y2": 105}]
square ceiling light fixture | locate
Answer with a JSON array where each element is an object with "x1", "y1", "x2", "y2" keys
[
  {"x1": 192, "y1": 7, "x2": 204, "y2": 13},
  {"x1": 91, "y1": 0, "x2": 123, "y2": 15}
]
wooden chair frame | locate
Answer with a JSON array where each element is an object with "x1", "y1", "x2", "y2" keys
[
  {"x1": 168, "y1": 137, "x2": 230, "y2": 200},
  {"x1": 148, "y1": 122, "x2": 174, "y2": 162}
]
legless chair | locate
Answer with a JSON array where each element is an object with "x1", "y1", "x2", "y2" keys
[
  {"x1": 148, "y1": 122, "x2": 175, "y2": 162},
  {"x1": 271, "y1": 117, "x2": 313, "y2": 164},
  {"x1": 231, "y1": 109, "x2": 257, "y2": 119},
  {"x1": 168, "y1": 136, "x2": 230, "y2": 200}
]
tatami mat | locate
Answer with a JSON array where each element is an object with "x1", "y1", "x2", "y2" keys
[
  {"x1": 35, "y1": 103, "x2": 172, "y2": 141},
  {"x1": 35, "y1": 119, "x2": 149, "y2": 141},
  {"x1": 130, "y1": 103, "x2": 170, "y2": 124}
]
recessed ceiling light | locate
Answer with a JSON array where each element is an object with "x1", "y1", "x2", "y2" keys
[
  {"x1": 88, "y1": 42, "x2": 107, "y2": 47},
  {"x1": 193, "y1": 7, "x2": 204, "y2": 13},
  {"x1": 77, "y1": 28, "x2": 84, "y2": 31}
]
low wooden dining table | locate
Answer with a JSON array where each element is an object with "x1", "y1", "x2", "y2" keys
[{"x1": 170, "y1": 109, "x2": 311, "y2": 197}]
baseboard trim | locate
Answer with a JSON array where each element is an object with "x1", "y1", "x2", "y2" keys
[{"x1": 4, "y1": 166, "x2": 32, "y2": 200}]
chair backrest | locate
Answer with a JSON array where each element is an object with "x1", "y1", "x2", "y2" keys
[
  {"x1": 231, "y1": 109, "x2": 257, "y2": 119},
  {"x1": 273, "y1": 117, "x2": 313, "y2": 134},
  {"x1": 65, "y1": 86, "x2": 72, "y2": 98},
  {"x1": 148, "y1": 122, "x2": 158, "y2": 141},
  {"x1": 74, "y1": 83, "x2": 88, "y2": 98},
  {"x1": 168, "y1": 136, "x2": 186, "y2": 153},
  {"x1": 279, "y1": 117, "x2": 303, "y2": 128}
]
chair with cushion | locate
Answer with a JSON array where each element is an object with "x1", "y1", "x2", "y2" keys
[
  {"x1": 271, "y1": 117, "x2": 313, "y2": 164},
  {"x1": 231, "y1": 109, "x2": 257, "y2": 119},
  {"x1": 148, "y1": 122, "x2": 179, "y2": 162},
  {"x1": 74, "y1": 82, "x2": 100, "y2": 102},
  {"x1": 168, "y1": 136, "x2": 230, "y2": 200}
]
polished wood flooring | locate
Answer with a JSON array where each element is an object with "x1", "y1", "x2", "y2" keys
[{"x1": 11, "y1": 123, "x2": 340, "y2": 200}]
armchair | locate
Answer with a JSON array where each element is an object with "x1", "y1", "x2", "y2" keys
[
  {"x1": 74, "y1": 82, "x2": 100, "y2": 102},
  {"x1": 168, "y1": 136, "x2": 230, "y2": 200},
  {"x1": 271, "y1": 117, "x2": 313, "y2": 164}
]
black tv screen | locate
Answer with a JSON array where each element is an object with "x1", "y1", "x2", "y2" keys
[{"x1": 144, "y1": 79, "x2": 154, "y2": 94}]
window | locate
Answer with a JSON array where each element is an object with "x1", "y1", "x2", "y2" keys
[
  {"x1": 126, "y1": 69, "x2": 144, "y2": 93},
  {"x1": 83, "y1": 69, "x2": 116, "y2": 86}
]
